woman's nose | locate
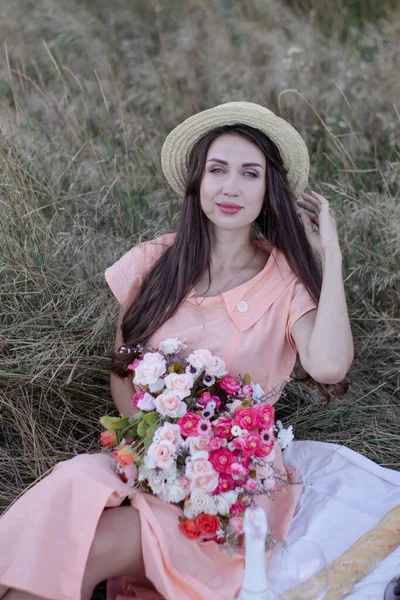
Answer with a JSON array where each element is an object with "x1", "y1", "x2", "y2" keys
[{"x1": 222, "y1": 176, "x2": 240, "y2": 196}]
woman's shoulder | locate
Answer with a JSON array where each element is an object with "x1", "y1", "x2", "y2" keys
[{"x1": 140, "y1": 231, "x2": 176, "y2": 263}]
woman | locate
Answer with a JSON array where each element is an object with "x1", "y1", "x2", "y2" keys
[{"x1": 0, "y1": 102, "x2": 399, "y2": 600}]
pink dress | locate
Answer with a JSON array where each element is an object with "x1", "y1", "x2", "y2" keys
[{"x1": 0, "y1": 233, "x2": 318, "y2": 600}]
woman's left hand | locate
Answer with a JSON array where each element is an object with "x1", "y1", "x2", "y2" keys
[{"x1": 296, "y1": 191, "x2": 341, "y2": 258}]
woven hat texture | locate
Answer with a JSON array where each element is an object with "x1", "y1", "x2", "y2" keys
[{"x1": 161, "y1": 101, "x2": 309, "y2": 198}]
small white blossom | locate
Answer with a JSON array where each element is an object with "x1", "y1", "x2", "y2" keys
[
  {"x1": 201, "y1": 406, "x2": 215, "y2": 418},
  {"x1": 203, "y1": 375, "x2": 215, "y2": 387},
  {"x1": 231, "y1": 425, "x2": 242, "y2": 437},
  {"x1": 251, "y1": 382, "x2": 265, "y2": 401},
  {"x1": 277, "y1": 424, "x2": 294, "y2": 450}
]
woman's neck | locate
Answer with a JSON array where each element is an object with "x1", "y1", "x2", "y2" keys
[{"x1": 208, "y1": 225, "x2": 255, "y2": 270}]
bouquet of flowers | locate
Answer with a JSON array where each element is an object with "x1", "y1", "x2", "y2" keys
[{"x1": 100, "y1": 338, "x2": 295, "y2": 548}]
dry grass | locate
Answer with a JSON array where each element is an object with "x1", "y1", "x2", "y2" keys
[{"x1": 1, "y1": 0, "x2": 399, "y2": 520}]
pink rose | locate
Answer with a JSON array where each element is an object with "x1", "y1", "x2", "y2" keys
[
  {"x1": 229, "y1": 501, "x2": 246, "y2": 516},
  {"x1": 188, "y1": 349, "x2": 213, "y2": 370},
  {"x1": 244, "y1": 478, "x2": 257, "y2": 491},
  {"x1": 197, "y1": 392, "x2": 221, "y2": 410},
  {"x1": 178, "y1": 412, "x2": 202, "y2": 437},
  {"x1": 256, "y1": 404, "x2": 275, "y2": 430},
  {"x1": 234, "y1": 407, "x2": 259, "y2": 431},
  {"x1": 178, "y1": 477, "x2": 191, "y2": 495},
  {"x1": 147, "y1": 440, "x2": 175, "y2": 470},
  {"x1": 155, "y1": 391, "x2": 187, "y2": 418},
  {"x1": 164, "y1": 372, "x2": 194, "y2": 399},
  {"x1": 242, "y1": 433, "x2": 263, "y2": 456},
  {"x1": 230, "y1": 462, "x2": 249, "y2": 478},
  {"x1": 192, "y1": 473, "x2": 219, "y2": 493},
  {"x1": 229, "y1": 516, "x2": 244, "y2": 536},
  {"x1": 137, "y1": 392, "x2": 156, "y2": 411},
  {"x1": 185, "y1": 451, "x2": 214, "y2": 480},
  {"x1": 187, "y1": 435, "x2": 212, "y2": 454},
  {"x1": 214, "y1": 473, "x2": 235, "y2": 494},
  {"x1": 209, "y1": 448, "x2": 233, "y2": 474},
  {"x1": 154, "y1": 423, "x2": 183, "y2": 447},
  {"x1": 213, "y1": 418, "x2": 233, "y2": 439},
  {"x1": 220, "y1": 374, "x2": 241, "y2": 394},
  {"x1": 205, "y1": 355, "x2": 227, "y2": 378},
  {"x1": 242, "y1": 384, "x2": 253, "y2": 397}
]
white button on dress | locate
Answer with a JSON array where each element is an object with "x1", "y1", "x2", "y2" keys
[{"x1": 236, "y1": 301, "x2": 248, "y2": 313}]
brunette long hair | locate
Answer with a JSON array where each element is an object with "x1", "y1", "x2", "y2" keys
[{"x1": 111, "y1": 124, "x2": 323, "y2": 378}]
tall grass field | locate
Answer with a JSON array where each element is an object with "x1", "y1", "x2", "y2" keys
[{"x1": 1, "y1": 0, "x2": 399, "y2": 526}]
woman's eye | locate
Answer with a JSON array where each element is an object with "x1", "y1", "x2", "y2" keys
[
  {"x1": 210, "y1": 168, "x2": 223, "y2": 173},
  {"x1": 245, "y1": 171, "x2": 258, "y2": 178}
]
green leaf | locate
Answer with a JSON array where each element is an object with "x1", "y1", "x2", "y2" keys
[
  {"x1": 100, "y1": 416, "x2": 130, "y2": 432},
  {"x1": 145, "y1": 422, "x2": 159, "y2": 440},
  {"x1": 143, "y1": 411, "x2": 159, "y2": 424},
  {"x1": 137, "y1": 419, "x2": 148, "y2": 437}
]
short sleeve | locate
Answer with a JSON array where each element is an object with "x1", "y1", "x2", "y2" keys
[
  {"x1": 104, "y1": 243, "x2": 144, "y2": 306},
  {"x1": 285, "y1": 279, "x2": 318, "y2": 351},
  {"x1": 104, "y1": 233, "x2": 176, "y2": 307}
]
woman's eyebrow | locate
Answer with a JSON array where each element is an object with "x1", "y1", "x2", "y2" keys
[{"x1": 206, "y1": 158, "x2": 264, "y2": 169}]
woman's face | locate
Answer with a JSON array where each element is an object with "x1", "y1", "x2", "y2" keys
[{"x1": 199, "y1": 134, "x2": 266, "y2": 232}]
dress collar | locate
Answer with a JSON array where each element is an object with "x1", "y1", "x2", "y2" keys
[{"x1": 187, "y1": 238, "x2": 296, "y2": 331}]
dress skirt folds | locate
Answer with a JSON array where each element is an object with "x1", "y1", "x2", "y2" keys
[{"x1": 0, "y1": 441, "x2": 399, "y2": 600}]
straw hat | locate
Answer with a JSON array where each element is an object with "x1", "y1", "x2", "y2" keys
[{"x1": 161, "y1": 101, "x2": 310, "y2": 199}]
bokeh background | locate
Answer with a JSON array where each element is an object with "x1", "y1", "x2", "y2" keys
[{"x1": 1, "y1": 0, "x2": 399, "y2": 533}]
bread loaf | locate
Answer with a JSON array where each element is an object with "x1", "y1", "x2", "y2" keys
[{"x1": 281, "y1": 504, "x2": 400, "y2": 600}]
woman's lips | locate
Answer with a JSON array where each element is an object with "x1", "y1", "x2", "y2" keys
[{"x1": 216, "y1": 202, "x2": 242, "y2": 214}]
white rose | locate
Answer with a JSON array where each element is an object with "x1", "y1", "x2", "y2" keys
[
  {"x1": 133, "y1": 355, "x2": 166, "y2": 386},
  {"x1": 189, "y1": 490, "x2": 217, "y2": 516},
  {"x1": 205, "y1": 355, "x2": 227, "y2": 378},
  {"x1": 159, "y1": 337, "x2": 184, "y2": 355},
  {"x1": 214, "y1": 494, "x2": 231, "y2": 516},
  {"x1": 154, "y1": 423, "x2": 183, "y2": 448},
  {"x1": 136, "y1": 392, "x2": 156, "y2": 411},
  {"x1": 188, "y1": 349, "x2": 213, "y2": 371},
  {"x1": 155, "y1": 391, "x2": 187, "y2": 418},
  {"x1": 161, "y1": 483, "x2": 187, "y2": 503},
  {"x1": 226, "y1": 399, "x2": 242, "y2": 412},
  {"x1": 277, "y1": 424, "x2": 294, "y2": 449},
  {"x1": 148, "y1": 471, "x2": 166, "y2": 495},
  {"x1": 143, "y1": 453, "x2": 156, "y2": 471},
  {"x1": 220, "y1": 490, "x2": 238, "y2": 505},
  {"x1": 183, "y1": 500, "x2": 195, "y2": 519},
  {"x1": 143, "y1": 351, "x2": 166, "y2": 364},
  {"x1": 164, "y1": 372, "x2": 194, "y2": 399}
]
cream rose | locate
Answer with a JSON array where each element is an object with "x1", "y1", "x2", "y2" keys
[
  {"x1": 155, "y1": 391, "x2": 187, "y2": 418},
  {"x1": 186, "y1": 435, "x2": 211, "y2": 455},
  {"x1": 164, "y1": 372, "x2": 194, "y2": 399},
  {"x1": 133, "y1": 355, "x2": 166, "y2": 386},
  {"x1": 205, "y1": 355, "x2": 227, "y2": 378},
  {"x1": 185, "y1": 451, "x2": 214, "y2": 480},
  {"x1": 154, "y1": 423, "x2": 183, "y2": 448},
  {"x1": 147, "y1": 440, "x2": 175, "y2": 470},
  {"x1": 188, "y1": 349, "x2": 213, "y2": 371},
  {"x1": 159, "y1": 337, "x2": 184, "y2": 355},
  {"x1": 189, "y1": 490, "x2": 217, "y2": 516},
  {"x1": 192, "y1": 473, "x2": 219, "y2": 494}
]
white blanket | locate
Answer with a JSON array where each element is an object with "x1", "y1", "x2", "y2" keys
[{"x1": 283, "y1": 441, "x2": 400, "y2": 599}]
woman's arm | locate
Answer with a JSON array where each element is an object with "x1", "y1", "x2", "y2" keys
[
  {"x1": 109, "y1": 305, "x2": 138, "y2": 416},
  {"x1": 291, "y1": 246, "x2": 354, "y2": 384}
]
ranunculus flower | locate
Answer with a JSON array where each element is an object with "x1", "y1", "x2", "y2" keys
[
  {"x1": 234, "y1": 407, "x2": 259, "y2": 431},
  {"x1": 214, "y1": 473, "x2": 235, "y2": 494},
  {"x1": 242, "y1": 384, "x2": 253, "y2": 397},
  {"x1": 100, "y1": 430, "x2": 117, "y2": 448},
  {"x1": 230, "y1": 462, "x2": 249, "y2": 477},
  {"x1": 229, "y1": 501, "x2": 246, "y2": 516},
  {"x1": 256, "y1": 404, "x2": 275, "y2": 430},
  {"x1": 178, "y1": 412, "x2": 202, "y2": 437},
  {"x1": 229, "y1": 516, "x2": 244, "y2": 536},
  {"x1": 213, "y1": 418, "x2": 233, "y2": 439},
  {"x1": 164, "y1": 372, "x2": 194, "y2": 399},
  {"x1": 179, "y1": 518, "x2": 200, "y2": 539},
  {"x1": 197, "y1": 391, "x2": 221, "y2": 410},
  {"x1": 137, "y1": 392, "x2": 156, "y2": 411},
  {"x1": 243, "y1": 433, "x2": 263, "y2": 456},
  {"x1": 209, "y1": 448, "x2": 233, "y2": 474},
  {"x1": 196, "y1": 514, "x2": 220, "y2": 537},
  {"x1": 208, "y1": 436, "x2": 224, "y2": 451},
  {"x1": 205, "y1": 356, "x2": 227, "y2": 378},
  {"x1": 159, "y1": 337, "x2": 184, "y2": 355},
  {"x1": 220, "y1": 374, "x2": 241, "y2": 394},
  {"x1": 154, "y1": 423, "x2": 183, "y2": 448},
  {"x1": 147, "y1": 440, "x2": 176, "y2": 470},
  {"x1": 244, "y1": 478, "x2": 257, "y2": 491},
  {"x1": 155, "y1": 391, "x2": 187, "y2": 418}
]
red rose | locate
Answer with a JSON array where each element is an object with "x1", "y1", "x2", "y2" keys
[
  {"x1": 234, "y1": 407, "x2": 259, "y2": 431},
  {"x1": 220, "y1": 374, "x2": 241, "y2": 394},
  {"x1": 196, "y1": 513, "x2": 220, "y2": 537},
  {"x1": 179, "y1": 518, "x2": 200, "y2": 539}
]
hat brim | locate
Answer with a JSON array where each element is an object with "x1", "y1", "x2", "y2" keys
[{"x1": 161, "y1": 101, "x2": 309, "y2": 199}]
